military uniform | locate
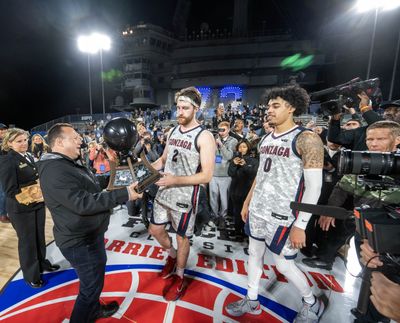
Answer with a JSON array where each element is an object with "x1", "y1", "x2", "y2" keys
[{"x1": 0, "y1": 150, "x2": 50, "y2": 283}]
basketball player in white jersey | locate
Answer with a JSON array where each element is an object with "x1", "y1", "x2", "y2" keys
[
  {"x1": 226, "y1": 85, "x2": 326, "y2": 322},
  {"x1": 149, "y1": 87, "x2": 216, "y2": 301}
]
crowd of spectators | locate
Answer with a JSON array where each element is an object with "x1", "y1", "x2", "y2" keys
[{"x1": 1, "y1": 89, "x2": 399, "y2": 322}]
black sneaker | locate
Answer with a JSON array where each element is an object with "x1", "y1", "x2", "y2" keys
[
  {"x1": 96, "y1": 301, "x2": 119, "y2": 319},
  {"x1": 302, "y1": 257, "x2": 333, "y2": 270}
]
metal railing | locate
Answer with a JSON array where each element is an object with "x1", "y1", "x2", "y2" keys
[{"x1": 31, "y1": 112, "x2": 133, "y2": 133}]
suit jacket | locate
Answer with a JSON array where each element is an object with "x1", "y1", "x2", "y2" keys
[
  {"x1": 0, "y1": 149, "x2": 44, "y2": 214},
  {"x1": 38, "y1": 152, "x2": 129, "y2": 248}
]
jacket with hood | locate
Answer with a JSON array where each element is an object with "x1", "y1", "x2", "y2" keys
[{"x1": 38, "y1": 152, "x2": 128, "y2": 249}]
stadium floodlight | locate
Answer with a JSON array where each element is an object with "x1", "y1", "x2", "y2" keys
[
  {"x1": 92, "y1": 33, "x2": 112, "y2": 117},
  {"x1": 77, "y1": 33, "x2": 112, "y2": 115},
  {"x1": 91, "y1": 33, "x2": 111, "y2": 51},
  {"x1": 77, "y1": 35, "x2": 100, "y2": 54},
  {"x1": 78, "y1": 35, "x2": 97, "y2": 115},
  {"x1": 354, "y1": 0, "x2": 378, "y2": 12},
  {"x1": 354, "y1": 0, "x2": 400, "y2": 79},
  {"x1": 354, "y1": 0, "x2": 400, "y2": 12},
  {"x1": 381, "y1": 0, "x2": 400, "y2": 11}
]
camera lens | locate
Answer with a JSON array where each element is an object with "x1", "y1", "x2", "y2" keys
[{"x1": 338, "y1": 149, "x2": 400, "y2": 175}]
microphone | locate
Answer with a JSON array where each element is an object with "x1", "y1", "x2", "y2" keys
[{"x1": 290, "y1": 202, "x2": 351, "y2": 220}]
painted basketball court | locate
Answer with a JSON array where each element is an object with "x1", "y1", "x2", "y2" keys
[{"x1": 0, "y1": 207, "x2": 361, "y2": 322}]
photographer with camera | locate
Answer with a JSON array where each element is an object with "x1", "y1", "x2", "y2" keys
[
  {"x1": 154, "y1": 131, "x2": 167, "y2": 156},
  {"x1": 127, "y1": 130, "x2": 159, "y2": 220},
  {"x1": 88, "y1": 139, "x2": 117, "y2": 189},
  {"x1": 134, "y1": 130, "x2": 158, "y2": 160},
  {"x1": 319, "y1": 120, "x2": 400, "y2": 232},
  {"x1": 89, "y1": 141, "x2": 116, "y2": 174},
  {"x1": 328, "y1": 92, "x2": 383, "y2": 150},
  {"x1": 317, "y1": 120, "x2": 400, "y2": 323},
  {"x1": 142, "y1": 136, "x2": 159, "y2": 163},
  {"x1": 360, "y1": 240, "x2": 400, "y2": 322},
  {"x1": 208, "y1": 121, "x2": 238, "y2": 230}
]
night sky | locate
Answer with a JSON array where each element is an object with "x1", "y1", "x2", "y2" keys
[{"x1": 0, "y1": 0, "x2": 399, "y2": 129}]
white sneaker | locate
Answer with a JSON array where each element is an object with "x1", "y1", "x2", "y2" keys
[
  {"x1": 294, "y1": 296, "x2": 326, "y2": 323},
  {"x1": 225, "y1": 295, "x2": 262, "y2": 317},
  {"x1": 204, "y1": 221, "x2": 216, "y2": 232},
  {"x1": 207, "y1": 220, "x2": 216, "y2": 227}
]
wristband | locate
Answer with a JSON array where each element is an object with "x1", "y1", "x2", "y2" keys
[{"x1": 360, "y1": 105, "x2": 371, "y2": 113}]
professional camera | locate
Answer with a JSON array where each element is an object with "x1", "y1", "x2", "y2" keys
[
  {"x1": 339, "y1": 149, "x2": 399, "y2": 319},
  {"x1": 210, "y1": 128, "x2": 225, "y2": 137},
  {"x1": 143, "y1": 138, "x2": 152, "y2": 146},
  {"x1": 339, "y1": 78, "x2": 382, "y2": 108},
  {"x1": 291, "y1": 148, "x2": 399, "y2": 319},
  {"x1": 311, "y1": 78, "x2": 383, "y2": 116},
  {"x1": 338, "y1": 150, "x2": 400, "y2": 176}
]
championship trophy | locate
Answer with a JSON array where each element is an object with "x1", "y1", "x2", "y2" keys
[{"x1": 103, "y1": 117, "x2": 161, "y2": 193}]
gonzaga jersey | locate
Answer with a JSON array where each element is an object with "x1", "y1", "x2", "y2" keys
[
  {"x1": 155, "y1": 125, "x2": 205, "y2": 212},
  {"x1": 249, "y1": 126, "x2": 309, "y2": 225}
]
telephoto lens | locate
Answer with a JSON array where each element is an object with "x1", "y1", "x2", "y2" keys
[{"x1": 338, "y1": 149, "x2": 400, "y2": 175}]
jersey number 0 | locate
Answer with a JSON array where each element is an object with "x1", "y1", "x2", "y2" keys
[{"x1": 263, "y1": 157, "x2": 272, "y2": 172}]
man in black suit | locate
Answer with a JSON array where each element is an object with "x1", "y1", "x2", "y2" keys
[{"x1": 38, "y1": 123, "x2": 141, "y2": 323}]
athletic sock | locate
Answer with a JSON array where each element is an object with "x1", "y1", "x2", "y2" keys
[
  {"x1": 176, "y1": 267, "x2": 184, "y2": 278},
  {"x1": 304, "y1": 293, "x2": 316, "y2": 305},
  {"x1": 246, "y1": 291, "x2": 258, "y2": 301}
]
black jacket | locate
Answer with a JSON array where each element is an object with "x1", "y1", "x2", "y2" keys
[
  {"x1": 0, "y1": 150, "x2": 44, "y2": 214},
  {"x1": 327, "y1": 110, "x2": 382, "y2": 150},
  {"x1": 37, "y1": 153, "x2": 129, "y2": 249},
  {"x1": 228, "y1": 155, "x2": 259, "y2": 200}
]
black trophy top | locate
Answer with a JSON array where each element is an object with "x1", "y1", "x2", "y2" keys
[{"x1": 103, "y1": 118, "x2": 138, "y2": 153}]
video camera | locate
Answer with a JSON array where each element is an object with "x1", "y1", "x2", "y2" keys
[
  {"x1": 291, "y1": 148, "x2": 399, "y2": 318},
  {"x1": 210, "y1": 128, "x2": 225, "y2": 137},
  {"x1": 339, "y1": 149, "x2": 400, "y2": 319},
  {"x1": 311, "y1": 77, "x2": 383, "y2": 116}
]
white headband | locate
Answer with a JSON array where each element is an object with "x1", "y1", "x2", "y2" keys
[{"x1": 177, "y1": 95, "x2": 200, "y2": 108}]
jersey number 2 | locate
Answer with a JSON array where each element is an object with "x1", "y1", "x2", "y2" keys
[{"x1": 172, "y1": 149, "x2": 179, "y2": 162}]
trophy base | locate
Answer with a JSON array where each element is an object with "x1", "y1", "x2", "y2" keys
[{"x1": 107, "y1": 152, "x2": 161, "y2": 193}]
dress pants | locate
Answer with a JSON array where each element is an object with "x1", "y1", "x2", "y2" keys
[
  {"x1": 230, "y1": 194, "x2": 246, "y2": 236},
  {"x1": 60, "y1": 235, "x2": 107, "y2": 323},
  {"x1": 209, "y1": 176, "x2": 231, "y2": 220},
  {"x1": 9, "y1": 206, "x2": 46, "y2": 283}
]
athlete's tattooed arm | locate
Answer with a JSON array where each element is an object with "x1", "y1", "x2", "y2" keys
[
  {"x1": 291, "y1": 131, "x2": 324, "y2": 246},
  {"x1": 296, "y1": 131, "x2": 324, "y2": 169}
]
